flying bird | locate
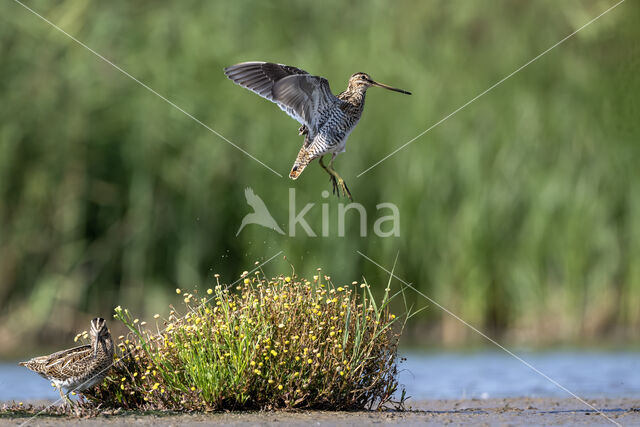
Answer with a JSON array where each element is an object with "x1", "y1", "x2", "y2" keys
[
  {"x1": 19, "y1": 318, "x2": 114, "y2": 406},
  {"x1": 224, "y1": 62, "x2": 411, "y2": 200},
  {"x1": 236, "y1": 187, "x2": 285, "y2": 236}
]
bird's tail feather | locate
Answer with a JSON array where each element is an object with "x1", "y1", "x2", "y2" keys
[{"x1": 289, "y1": 147, "x2": 313, "y2": 180}]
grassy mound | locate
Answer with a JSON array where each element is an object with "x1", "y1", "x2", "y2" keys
[{"x1": 84, "y1": 271, "x2": 411, "y2": 411}]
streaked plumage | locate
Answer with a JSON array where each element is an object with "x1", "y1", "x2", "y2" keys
[
  {"x1": 224, "y1": 62, "x2": 411, "y2": 199},
  {"x1": 19, "y1": 318, "x2": 114, "y2": 405}
]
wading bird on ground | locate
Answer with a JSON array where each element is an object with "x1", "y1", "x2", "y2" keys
[
  {"x1": 19, "y1": 318, "x2": 114, "y2": 406},
  {"x1": 224, "y1": 62, "x2": 411, "y2": 200}
]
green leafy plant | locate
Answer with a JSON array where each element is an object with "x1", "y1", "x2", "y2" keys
[{"x1": 84, "y1": 270, "x2": 416, "y2": 411}]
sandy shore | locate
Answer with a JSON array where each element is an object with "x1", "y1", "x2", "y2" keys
[{"x1": 1, "y1": 398, "x2": 638, "y2": 426}]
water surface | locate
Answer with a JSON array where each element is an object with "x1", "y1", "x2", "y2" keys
[{"x1": 2, "y1": 350, "x2": 638, "y2": 402}]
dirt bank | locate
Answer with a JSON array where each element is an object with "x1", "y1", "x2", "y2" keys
[{"x1": 2, "y1": 397, "x2": 638, "y2": 426}]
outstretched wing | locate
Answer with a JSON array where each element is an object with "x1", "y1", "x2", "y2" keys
[{"x1": 224, "y1": 62, "x2": 339, "y2": 133}]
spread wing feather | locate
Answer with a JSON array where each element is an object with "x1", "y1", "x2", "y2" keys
[{"x1": 224, "y1": 62, "x2": 339, "y2": 133}]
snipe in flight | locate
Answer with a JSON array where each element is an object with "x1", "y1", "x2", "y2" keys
[
  {"x1": 19, "y1": 318, "x2": 114, "y2": 405},
  {"x1": 224, "y1": 62, "x2": 411, "y2": 200}
]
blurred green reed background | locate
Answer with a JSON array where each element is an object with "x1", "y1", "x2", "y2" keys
[{"x1": 1, "y1": 0, "x2": 639, "y2": 357}]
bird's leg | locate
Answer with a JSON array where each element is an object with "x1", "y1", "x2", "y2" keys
[
  {"x1": 298, "y1": 125, "x2": 308, "y2": 136},
  {"x1": 319, "y1": 155, "x2": 352, "y2": 201},
  {"x1": 329, "y1": 155, "x2": 353, "y2": 201},
  {"x1": 319, "y1": 156, "x2": 339, "y2": 195},
  {"x1": 58, "y1": 387, "x2": 73, "y2": 408}
]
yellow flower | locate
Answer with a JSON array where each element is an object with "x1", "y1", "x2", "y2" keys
[
  {"x1": 271, "y1": 350, "x2": 278, "y2": 356},
  {"x1": 191, "y1": 386, "x2": 196, "y2": 391},
  {"x1": 176, "y1": 288, "x2": 181, "y2": 294},
  {"x1": 152, "y1": 383, "x2": 159, "y2": 390},
  {"x1": 244, "y1": 278, "x2": 250, "y2": 284},
  {"x1": 121, "y1": 384, "x2": 125, "y2": 390},
  {"x1": 285, "y1": 276, "x2": 291, "y2": 283},
  {"x1": 330, "y1": 331, "x2": 335, "y2": 337},
  {"x1": 268, "y1": 379, "x2": 274, "y2": 384},
  {"x1": 278, "y1": 385, "x2": 283, "y2": 390},
  {"x1": 254, "y1": 369, "x2": 261, "y2": 375},
  {"x1": 337, "y1": 287, "x2": 344, "y2": 292},
  {"x1": 207, "y1": 288, "x2": 213, "y2": 295},
  {"x1": 390, "y1": 314, "x2": 396, "y2": 319},
  {"x1": 340, "y1": 371, "x2": 345, "y2": 376},
  {"x1": 295, "y1": 356, "x2": 300, "y2": 361},
  {"x1": 307, "y1": 359, "x2": 313, "y2": 364}
]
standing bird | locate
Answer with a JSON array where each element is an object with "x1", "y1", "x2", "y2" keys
[
  {"x1": 224, "y1": 62, "x2": 411, "y2": 200},
  {"x1": 19, "y1": 318, "x2": 114, "y2": 405}
]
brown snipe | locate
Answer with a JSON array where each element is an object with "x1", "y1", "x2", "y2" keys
[
  {"x1": 19, "y1": 317, "x2": 114, "y2": 405},
  {"x1": 224, "y1": 62, "x2": 411, "y2": 200}
]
